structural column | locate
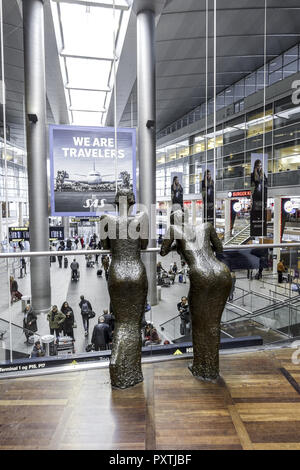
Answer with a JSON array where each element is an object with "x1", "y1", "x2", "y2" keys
[
  {"x1": 23, "y1": 0, "x2": 51, "y2": 313},
  {"x1": 137, "y1": 7, "x2": 157, "y2": 305},
  {"x1": 63, "y1": 216, "x2": 70, "y2": 239},
  {"x1": 192, "y1": 200, "x2": 197, "y2": 226},
  {"x1": 0, "y1": 205, "x2": 3, "y2": 242},
  {"x1": 18, "y1": 202, "x2": 23, "y2": 226},
  {"x1": 224, "y1": 198, "x2": 231, "y2": 243}
]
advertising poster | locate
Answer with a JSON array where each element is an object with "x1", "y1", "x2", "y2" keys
[
  {"x1": 250, "y1": 153, "x2": 268, "y2": 236},
  {"x1": 49, "y1": 125, "x2": 136, "y2": 216},
  {"x1": 201, "y1": 164, "x2": 214, "y2": 224},
  {"x1": 170, "y1": 172, "x2": 183, "y2": 209}
]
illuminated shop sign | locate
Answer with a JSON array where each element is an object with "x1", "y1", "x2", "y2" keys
[
  {"x1": 232, "y1": 202, "x2": 242, "y2": 213},
  {"x1": 228, "y1": 190, "x2": 252, "y2": 198}
]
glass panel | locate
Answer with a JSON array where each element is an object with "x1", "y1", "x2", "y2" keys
[
  {"x1": 283, "y1": 61, "x2": 298, "y2": 79},
  {"x1": 70, "y1": 90, "x2": 106, "y2": 111},
  {"x1": 234, "y1": 80, "x2": 245, "y2": 102},
  {"x1": 269, "y1": 55, "x2": 283, "y2": 73},
  {"x1": 245, "y1": 73, "x2": 256, "y2": 97},
  {"x1": 60, "y1": 3, "x2": 118, "y2": 56},
  {"x1": 269, "y1": 69, "x2": 283, "y2": 85},
  {"x1": 66, "y1": 57, "x2": 112, "y2": 89},
  {"x1": 283, "y1": 45, "x2": 298, "y2": 66},
  {"x1": 224, "y1": 87, "x2": 234, "y2": 106}
]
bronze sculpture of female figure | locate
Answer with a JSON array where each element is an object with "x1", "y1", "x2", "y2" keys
[
  {"x1": 160, "y1": 212, "x2": 232, "y2": 381},
  {"x1": 100, "y1": 188, "x2": 148, "y2": 389}
]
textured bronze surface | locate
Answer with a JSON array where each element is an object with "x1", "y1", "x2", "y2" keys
[
  {"x1": 101, "y1": 189, "x2": 148, "y2": 389},
  {"x1": 160, "y1": 214, "x2": 232, "y2": 381}
]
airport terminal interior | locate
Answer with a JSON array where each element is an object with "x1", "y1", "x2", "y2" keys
[{"x1": 0, "y1": 0, "x2": 300, "y2": 452}]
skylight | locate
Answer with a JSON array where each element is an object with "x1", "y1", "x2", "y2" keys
[{"x1": 50, "y1": 0, "x2": 130, "y2": 126}]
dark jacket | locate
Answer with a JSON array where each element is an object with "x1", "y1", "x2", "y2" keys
[
  {"x1": 23, "y1": 308, "x2": 38, "y2": 333},
  {"x1": 103, "y1": 313, "x2": 115, "y2": 333},
  {"x1": 61, "y1": 306, "x2": 74, "y2": 331},
  {"x1": 57, "y1": 246, "x2": 64, "y2": 259},
  {"x1": 91, "y1": 322, "x2": 110, "y2": 347},
  {"x1": 11, "y1": 280, "x2": 18, "y2": 292},
  {"x1": 177, "y1": 302, "x2": 190, "y2": 322},
  {"x1": 79, "y1": 299, "x2": 92, "y2": 316},
  {"x1": 31, "y1": 345, "x2": 45, "y2": 358}
]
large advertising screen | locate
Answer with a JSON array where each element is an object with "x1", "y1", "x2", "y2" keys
[
  {"x1": 49, "y1": 125, "x2": 136, "y2": 216},
  {"x1": 250, "y1": 153, "x2": 268, "y2": 237},
  {"x1": 201, "y1": 164, "x2": 215, "y2": 224}
]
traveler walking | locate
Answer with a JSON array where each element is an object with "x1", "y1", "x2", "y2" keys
[
  {"x1": 61, "y1": 301, "x2": 75, "y2": 339},
  {"x1": 23, "y1": 304, "x2": 37, "y2": 343},
  {"x1": 91, "y1": 317, "x2": 111, "y2": 351},
  {"x1": 79, "y1": 295, "x2": 93, "y2": 336}
]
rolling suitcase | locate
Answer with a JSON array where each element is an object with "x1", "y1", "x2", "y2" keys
[
  {"x1": 179, "y1": 274, "x2": 183, "y2": 283},
  {"x1": 64, "y1": 257, "x2": 68, "y2": 268},
  {"x1": 56, "y1": 335, "x2": 74, "y2": 356},
  {"x1": 97, "y1": 269, "x2": 103, "y2": 277}
]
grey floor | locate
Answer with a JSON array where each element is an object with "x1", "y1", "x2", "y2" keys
[{"x1": 0, "y1": 247, "x2": 299, "y2": 360}]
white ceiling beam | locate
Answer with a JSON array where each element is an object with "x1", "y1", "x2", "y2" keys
[{"x1": 51, "y1": 0, "x2": 129, "y2": 10}]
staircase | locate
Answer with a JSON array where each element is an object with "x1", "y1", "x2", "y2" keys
[{"x1": 224, "y1": 224, "x2": 251, "y2": 246}]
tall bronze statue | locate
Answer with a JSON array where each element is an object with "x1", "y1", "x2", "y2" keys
[
  {"x1": 100, "y1": 188, "x2": 148, "y2": 389},
  {"x1": 160, "y1": 212, "x2": 232, "y2": 381}
]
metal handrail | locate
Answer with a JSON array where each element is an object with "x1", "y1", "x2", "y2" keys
[
  {"x1": 0, "y1": 242, "x2": 299, "y2": 259},
  {"x1": 160, "y1": 313, "x2": 181, "y2": 328},
  {"x1": 224, "y1": 223, "x2": 251, "y2": 245}
]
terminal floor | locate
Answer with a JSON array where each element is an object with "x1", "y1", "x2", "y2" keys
[
  {"x1": 0, "y1": 251, "x2": 298, "y2": 358},
  {"x1": 0, "y1": 347, "x2": 300, "y2": 450},
  {"x1": 0, "y1": 251, "x2": 187, "y2": 358}
]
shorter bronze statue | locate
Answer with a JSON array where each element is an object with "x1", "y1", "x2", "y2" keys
[
  {"x1": 160, "y1": 211, "x2": 232, "y2": 381},
  {"x1": 101, "y1": 188, "x2": 148, "y2": 389}
]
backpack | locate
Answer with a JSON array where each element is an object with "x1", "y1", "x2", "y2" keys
[{"x1": 81, "y1": 301, "x2": 89, "y2": 314}]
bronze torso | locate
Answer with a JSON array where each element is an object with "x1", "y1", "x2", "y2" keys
[
  {"x1": 101, "y1": 213, "x2": 148, "y2": 389},
  {"x1": 161, "y1": 221, "x2": 232, "y2": 381}
]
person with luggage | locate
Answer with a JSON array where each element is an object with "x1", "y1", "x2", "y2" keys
[
  {"x1": 47, "y1": 305, "x2": 66, "y2": 339},
  {"x1": 102, "y1": 309, "x2": 115, "y2": 337},
  {"x1": 79, "y1": 295, "x2": 93, "y2": 336},
  {"x1": 23, "y1": 304, "x2": 37, "y2": 344},
  {"x1": 66, "y1": 238, "x2": 72, "y2": 250},
  {"x1": 80, "y1": 237, "x2": 84, "y2": 249},
  {"x1": 177, "y1": 296, "x2": 190, "y2": 336},
  {"x1": 30, "y1": 340, "x2": 45, "y2": 358},
  {"x1": 179, "y1": 261, "x2": 188, "y2": 284},
  {"x1": 91, "y1": 316, "x2": 111, "y2": 351},
  {"x1": 95, "y1": 240, "x2": 101, "y2": 264},
  {"x1": 57, "y1": 243, "x2": 64, "y2": 268},
  {"x1": 228, "y1": 272, "x2": 236, "y2": 301},
  {"x1": 10, "y1": 276, "x2": 22, "y2": 304},
  {"x1": 19, "y1": 257, "x2": 27, "y2": 278},
  {"x1": 70, "y1": 258, "x2": 79, "y2": 280},
  {"x1": 277, "y1": 259, "x2": 286, "y2": 284},
  {"x1": 144, "y1": 327, "x2": 161, "y2": 347},
  {"x1": 102, "y1": 255, "x2": 110, "y2": 280},
  {"x1": 61, "y1": 301, "x2": 75, "y2": 340},
  {"x1": 171, "y1": 262, "x2": 178, "y2": 284}
]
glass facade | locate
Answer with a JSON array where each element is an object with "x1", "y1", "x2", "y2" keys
[
  {"x1": 156, "y1": 94, "x2": 300, "y2": 198},
  {"x1": 157, "y1": 44, "x2": 300, "y2": 140}
]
